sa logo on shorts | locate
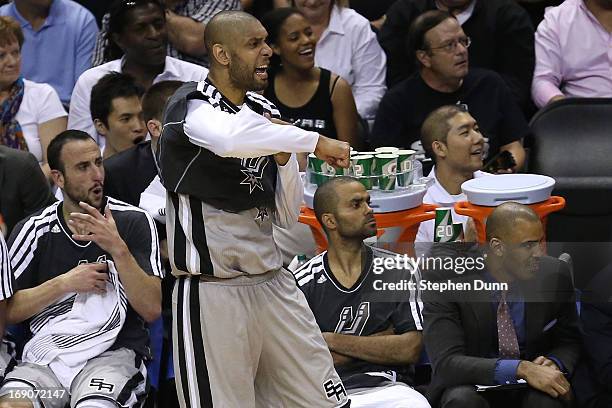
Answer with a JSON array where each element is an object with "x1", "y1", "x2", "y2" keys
[
  {"x1": 89, "y1": 378, "x2": 114, "y2": 392},
  {"x1": 323, "y1": 379, "x2": 347, "y2": 402}
]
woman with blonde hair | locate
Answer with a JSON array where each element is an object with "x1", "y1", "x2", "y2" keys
[
  {"x1": 0, "y1": 16, "x2": 67, "y2": 179},
  {"x1": 292, "y1": 0, "x2": 387, "y2": 121}
]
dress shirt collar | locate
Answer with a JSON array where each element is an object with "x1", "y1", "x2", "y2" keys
[{"x1": 326, "y1": 5, "x2": 345, "y2": 36}]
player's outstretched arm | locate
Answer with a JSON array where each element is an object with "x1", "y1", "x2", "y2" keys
[
  {"x1": 184, "y1": 101, "x2": 319, "y2": 158},
  {"x1": 314, "y1": 136, "x2": 350, "y2": 168}
]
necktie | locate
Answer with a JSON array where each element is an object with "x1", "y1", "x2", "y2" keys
[{"x1": 497, "y1": 290, "x2": 520, "y2": 359}]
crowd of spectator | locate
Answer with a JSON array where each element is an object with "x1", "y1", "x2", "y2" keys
[{"x1": 0, "y1": 0, "x2": 609, "y2": 407}]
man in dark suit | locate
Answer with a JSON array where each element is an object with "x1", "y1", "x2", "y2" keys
[
  {"x1": 573, "y1": 264, "x2": 612, "y2": 408},
  {"x1": 422, "y1": 202, "x2": 580, "y2": 408},
  {"x1": 0, "y1": 146, "x2": 55, "y2": 236}
]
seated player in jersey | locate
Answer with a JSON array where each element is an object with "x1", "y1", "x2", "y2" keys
[
  {"x1": 293, "y1": 176, "x2": 431, "y2": 408},
  {"x1": 0, "y1": 130, "x2": 163, "y2": 408},
  {"x1": 416, "y1": 105, "x2": 488, "y2": 243}
]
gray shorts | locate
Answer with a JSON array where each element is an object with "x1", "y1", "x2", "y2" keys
[
  {"x1": 172, "y1": 268, "x2": 350, "y2": 408},
  {"x1": 0, "y1": 348, "x2": 148, "y2": 408}
]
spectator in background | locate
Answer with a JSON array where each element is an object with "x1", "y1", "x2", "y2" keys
[
  {"x1": 0, "y1": 145, "x2": 55, "y2": 237},
  {"x1": 416, "y1": 105, "x2": 488, "y2": 243},
  {"x1": 90, "y1": 72, "x2": 146, "y2": 160},
  {"x1": 0, "y1": 0, "x2": 98, "y2": 106},
  {"x1": 106, "y1": 80, "x2": 183, "y2": 209},
  {"x1": 68, "y1": 0, "x2": 207, "y2": 145},
  {"x1": 0, "y1": 16, "x2": 66, "y2": 180},
  {"x1": 93, "y1": 0, "x2": 241, "y2": 67},
  {"x1": 372, "y1": 11, "x2": 527, "y2": 172},
  {"x1": 262, "y1": 7, "x2": 361, "y2": 148},
  {"x1": 379, "y1": 0, "x2": 534, "y2": 113},
  {"x1": 293, "y1": 0, "x2": 387, "y2": 121},
  {"x1": 531, "y1": 0, "x2": 612, "y2": 108}
]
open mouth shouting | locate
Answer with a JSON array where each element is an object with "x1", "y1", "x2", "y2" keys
[{"x1": 255, "y1": 65, "x2": 268, "y2": 80}]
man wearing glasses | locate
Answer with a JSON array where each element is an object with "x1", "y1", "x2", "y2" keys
[{"x1": 371, "y1": 10, "x2": 527, "y2": 174}]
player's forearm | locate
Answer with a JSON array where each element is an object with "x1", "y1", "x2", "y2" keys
[
  {"x1": 326, "y1": 332, "x2": 422, "y2": 365},
  {"x1": 166, "y1": 12, "x2": 207, "y2": 57},
  {"x1": 6, "y1": 278, "x2": 68, "y2": 324},
  {"x1": 111, "y1": 245, "x2": 162, "y2": 323}
]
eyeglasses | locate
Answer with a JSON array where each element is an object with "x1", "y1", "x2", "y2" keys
[{"x1": 425, "y1": 36, "x2": 471, "y2": 53}]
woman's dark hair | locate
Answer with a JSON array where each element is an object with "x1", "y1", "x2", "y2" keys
[
  {"x1": 104, "y1": 0, "x2": 165, "y2": 62},
  {"x1": 260, "y1": 7, "x2": 304, "y2": 75}
]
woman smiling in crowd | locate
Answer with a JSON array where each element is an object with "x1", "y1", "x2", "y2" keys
[{"x1": 262, "y1": 7, "x2": 361, "y2": 148}]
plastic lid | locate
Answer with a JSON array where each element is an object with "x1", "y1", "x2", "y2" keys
[{"x1": 461, "y1": 174, "x2": 556, "y2": 206}]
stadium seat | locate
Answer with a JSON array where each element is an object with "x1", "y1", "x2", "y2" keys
[{"x1": 528, "y1": 98, "x2": 612, "y2": 290}]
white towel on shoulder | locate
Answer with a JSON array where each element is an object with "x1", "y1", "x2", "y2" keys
[{"x1": 22, "y1": 261, "x2": 127, "y2": 388}]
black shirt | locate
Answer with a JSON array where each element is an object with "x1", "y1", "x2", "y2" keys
[
  {"x1": 8, "y1": 198, "x2": 164, "y2": 359},
  {"x1": 378, "y1": 0, "x2": 534, "y2": 111},
  {"x1": 293, "y1": 246, "x2": 423, "y2": 389},
  {"x1": 371, "y1": 68, "x2": 529, "y2": 161},
  {"x1": 104, "y1": 141, "x2": 158, "y2": 208},
  {"x1": 349, "y1": 0, "x2": 397, "y2": 21},
  {"x1": 264, "y1": 68, "x2": 338, "y2": 140}
]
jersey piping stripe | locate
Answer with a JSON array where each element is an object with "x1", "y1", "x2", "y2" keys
[{"x1": 9, "y1": 205, "x2": 59, "y2": 279}]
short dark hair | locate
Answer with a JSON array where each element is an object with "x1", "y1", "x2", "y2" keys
[
  {"x1": 105, "y1": 0, "x2": 165, "y2": 61},
  {"x1": 313, "y1": 176, "x2": 360, "y2": 235},
  {"x1": 421, "y1": 105, "x2": 467, "y2": 160},
  {"x1": 261, "y1": 8, "x2": 304, "y2": 74},
  {"x1": 48, "y1": 130, "x2": 96, "y2": 173},
  {"x1": 90, "y1": 72, "x2": 144, "y2": 127},
  {"x1": 408, "y1": 10, "x2": 455, "y2": 59},
  {"x1": 142, "y1": 80, "x2": 183, "y2": 123}
]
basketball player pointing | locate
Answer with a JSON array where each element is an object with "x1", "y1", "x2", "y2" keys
[{"x1": 157, "y1": 10, "x2": 351, "y2": 408}]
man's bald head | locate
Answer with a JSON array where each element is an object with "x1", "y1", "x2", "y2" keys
[
  {"x1": 486, "y1": 202, "x2": 541, "y2": 242},
  {"x1": 205, "y1": 11, "x2": 261, "y2": 57}
]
